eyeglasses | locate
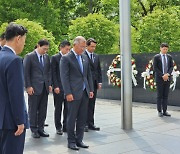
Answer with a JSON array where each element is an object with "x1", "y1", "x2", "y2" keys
[{"x1": 80, "y1": 46, "x2": 86, "y2": 49}]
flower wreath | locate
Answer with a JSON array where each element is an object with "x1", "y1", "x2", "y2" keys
[
  {"x1": 141, "y1": 59, "x2": 180, "y2": 91},
  {"x1": 107, "y1": 55, "x2": 138, "y2": 87}
]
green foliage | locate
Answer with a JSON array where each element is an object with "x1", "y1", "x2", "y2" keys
[
  {"x1": 131, "y1": 27, "x2": 140, "y2": 53},
  {"x1": 138, "y1": 7, "x2": 180, "y2": 53},
  {"x1": 68, "y1": 13, "x2": 118, "y2": 54},
  {"x1": 0, "y1": 19, "x2": 58, "y2": 57},
  {"x1": 0, "y1": 0, "x2": 63, "y2": 42},
  {"x1": 109, "y1": 26, "x2": 140, "y2": 54},
  {"x1": 0, "y1": 0, "x2": 179, "y2": 54}
]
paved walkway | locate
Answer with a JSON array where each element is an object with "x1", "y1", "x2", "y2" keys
[{"x1": 24, "y1": 94, "x2": 180, "y2": 154}]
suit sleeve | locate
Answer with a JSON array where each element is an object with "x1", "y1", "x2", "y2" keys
[
  {"x1": 97, "y1": 56, "x2": 102, "y2": 83},
  {"x1": 168, "y1": 55, "x2": 173, "y2": 75},
  {"x1": 51, "y1": 56, "x2": 59, "y2": 88},
  {"x1": 7, "y1": 57, "x2": 26, "y2": 125},
  {"x1": 87, "y1": 62, "x2": 94, "y2": 92},
  {"x1": 23, "y1": 54, "x2": 32, "y2": 88},
  {"x1": 153, "y1": 56, "x2": 163, "y2": 78},
  {"x1": 60, "y1": 56, "x2": 72, "y2": 95},
  {"x1": 47, "y1": 56, "x2": 52, "y2": 86}
]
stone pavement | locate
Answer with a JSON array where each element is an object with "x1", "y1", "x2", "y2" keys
[{"x1": 24, "y1": 94, "x2": 180, "y2": 154}]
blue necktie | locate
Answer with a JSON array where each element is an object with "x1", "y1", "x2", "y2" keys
[
  {"x1": 76, "y1": 55, "x2": 83, "y2": 73},
  {"x1": 76, "y1": 55, "x2": 85, "y2": 90}
]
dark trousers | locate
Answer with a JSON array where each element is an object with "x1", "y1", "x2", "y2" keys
[
  {"x1": 156, "y1": 81, "x2": 170, "y2": 113},
  {"x1": 28, "y1": 85, "x2": 48, "y2": 132},
  {"x1": 67, "y1": 90, "x2": 88, "y2": 144},
  {"x1": 87, "y1": 81, "x2": 97, "y2": 127},
  {"x1": 0, "y1": 129, "x2": 26, "y2": 154},
  {"x1": 53, "y1": 91, "x2": 67, "y2": 130}
]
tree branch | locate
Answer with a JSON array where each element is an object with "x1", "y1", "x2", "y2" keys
[
  {"x1": 149, "y1": 3, "x2": 156, "y2": 13},
  {"x1": 137, "y1": 0, "x2": 147, "y2": 16}
]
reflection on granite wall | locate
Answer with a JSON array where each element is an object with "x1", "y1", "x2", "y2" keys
[{"x1": 97, "y1": 52, "x2": 180, "y2": 106}]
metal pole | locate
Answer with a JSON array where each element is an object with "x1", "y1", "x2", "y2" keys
[{"x1": 119, "y1": 0, "x2": 132, "y2": 130}]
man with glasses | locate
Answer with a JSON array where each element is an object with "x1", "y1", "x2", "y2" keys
[
  {"x1": 23, "y1": 39, "x2": 52, "y2": 138},
  {"x1": 60, "y1": 36, "x2": 94, "y2": 150}
]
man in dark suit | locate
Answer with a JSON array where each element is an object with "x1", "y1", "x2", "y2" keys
[
  {"x1": 51, "y1": 40, "x2": 71, "y2": 135},
  {"x1": 84, "y1": 38, "x2": 102, "y2": 132},
  {"x1": 0, "y1": 23, "x2": 29, "y2": 154},
  {"x1": 153, "y1": 43, "x2": 173, "y2": 117},
  {"x1": 0, "y1": 32, "x2": 6, "y2": 50},
  {"x1": 60, "y1": 36, "x2": 94, "y2": 150},
  {"x1": 23, "y1": 39, "x2": 52, "y2": 138}
]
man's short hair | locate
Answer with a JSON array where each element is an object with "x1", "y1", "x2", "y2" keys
[
  {"x1": 5, "y1": 23, "x2": 27, "y2": 41},
  {"x1": 37, "y1": 39, "x2": 49, "y2": 47},
  {"x1": 160, "y1": 43, "x2": 169, "y2": 48},
  {"x1": 59, "y1": 40, "x2": 71, "y2": 48},
  {"x1": 86, "y1": 38, "x2": 97, "y2": 46},
  {"x1": 0, "y1": 32, "x2": 5, "y2": 40}
]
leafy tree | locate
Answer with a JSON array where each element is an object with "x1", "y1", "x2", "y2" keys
[
  {"x1": 131, "y1": 0, "x2": 180, "y2": 29},
  {"x1": 0, "y1": 0, "x2": 62, "y2": 41},
  {"x1": 137, "y1": 7, "x2": 180, "y2": 53},
  {"x1": 68, "y1": 13, "x2": 118, "y2": 54},
  {"x1": 0, "y1": 19, "x2": 58, "y2": 57},
  {"x1": 97, "y1": 0, "x2": 179, "y2": 28}
]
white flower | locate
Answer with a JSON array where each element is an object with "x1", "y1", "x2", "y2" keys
[
  {"x1": 174, "y1": 65, "x2": 177, "y2": 70},
  {"x1": 148, "y1": 64, "x2": 151, "y2": 68}
]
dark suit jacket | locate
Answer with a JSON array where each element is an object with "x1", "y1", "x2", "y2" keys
[
  {"x1": 60, "y1": 50, "x2": 94, "y2": 100},
  {"x1": 84, "y1": 51, "x2": 102, "y2": 84},
  {"x1": 0, "y1": 46, "x2": 29, "y2": 129},
  {"x1": 51, "y1": 52, "x2": 63, "y2": 91},
  {"x1": 153, "y1": 53, "x2": 173, "y2": 83},
  {"x1": 23, "y1": 51, "x2": 51, "y2": 95}
]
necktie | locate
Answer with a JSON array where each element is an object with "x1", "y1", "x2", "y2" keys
[
  {"x1": 76, "y1": 55, "x2": 83, "y2": 73},
  {"x1": 77, "y1": 55, "x2": 85, "y2": 90},
  {"x1": 90, "y1": 53, "x2": 94, "y2": 63},
  {"x1": 163, "y1": 55, "x2": 167, "y2": 74},
  {"x1": 40, "y1": 55, "x2": 44, "y2": 68}
]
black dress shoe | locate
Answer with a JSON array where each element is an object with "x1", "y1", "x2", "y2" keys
[
  {"x1": 76, "y1": 142, "x2": 89, "y2": 148},
  {"x1": 56, "y1": 129, "x2": 63, "y2": 135},
  {"x1": 89, "y1": 125, "x2": 100, "y2": 131},
  {"x1": 31, "y1": 132, "x2": 40, "y2": 138},
  {"x1": 38, "y1": 130, "x2": 49, "y2": 137},
  {"x1": 163, "y1": 112, "x2": 171, "y2": 117},
  {"x1": 68, "y1": 144, "x2": 79, "y2": 150},
  {"x1": 84, "y1": 126, "x2": 89, "y2": 132},
  {"x1": 158, "y1": 112, "x2": 163, "y2": 117}
]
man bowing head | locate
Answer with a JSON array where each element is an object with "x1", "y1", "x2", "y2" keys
[
  {"x1": 0, "y1": 23, "x2": 29, "y2": 154},
  {"x1": 60, "y1": 36, "x2": 94, "y2": 150}
]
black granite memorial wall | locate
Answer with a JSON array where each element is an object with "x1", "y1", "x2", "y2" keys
[{"x1": 97, "y1": 52, "x2": 180, "y2": 106}]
